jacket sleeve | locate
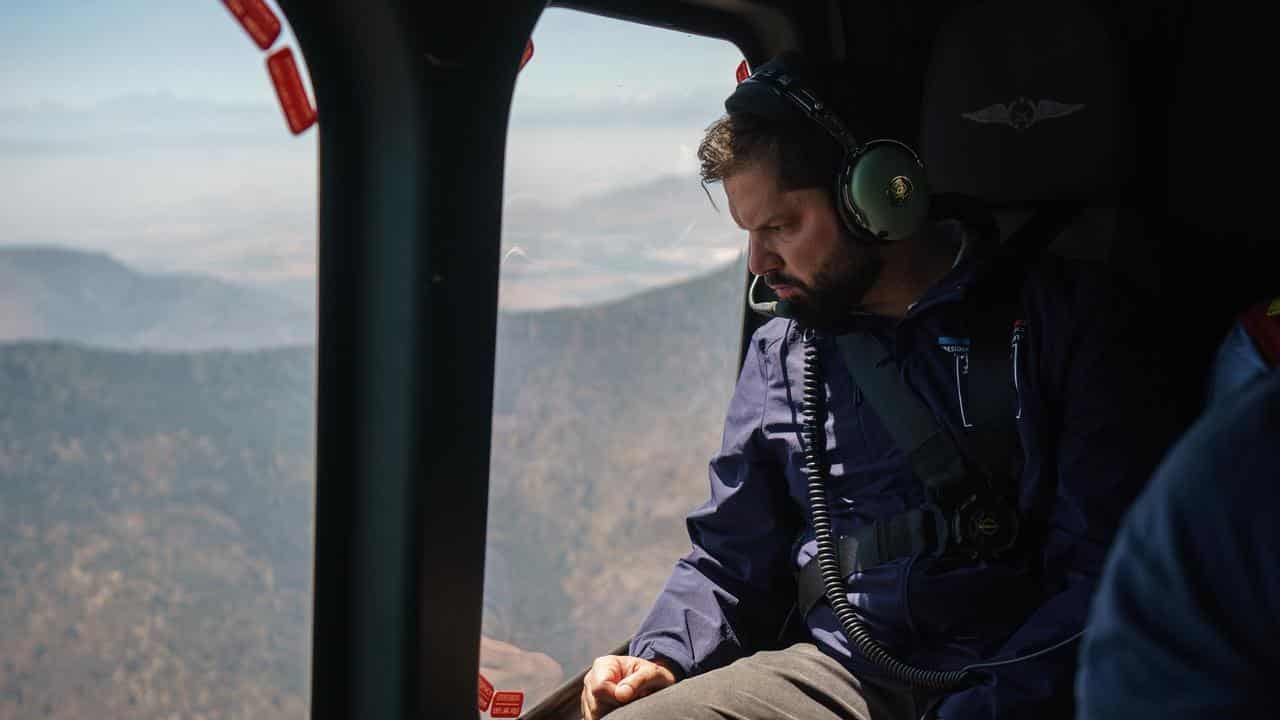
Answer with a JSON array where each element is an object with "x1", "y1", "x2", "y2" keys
[
  {"x1": 937, "y1": 270, "x2": 1174, "y2": 719},
  {"x1": 628, "y1": 334, "x2": 800, "y2": 678}
]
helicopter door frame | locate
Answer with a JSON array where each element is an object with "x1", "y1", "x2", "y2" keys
[{"x1": 277, "y1": 1, "x2": 544, "y2": 716}]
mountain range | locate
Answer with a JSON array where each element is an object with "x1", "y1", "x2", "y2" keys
[
  {"x1": 0, "y1": 246, "x2": 748, "y2": 717},
  {"x1": 0, "y1": 247, "x2": 314, "y2": 350}
]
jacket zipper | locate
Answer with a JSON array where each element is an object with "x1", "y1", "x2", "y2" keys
[
  {"x1": 954, "y1": 350, "x2": 974, "y2": 428},
  {"x1": 1012, "y1": 321, "x2": 1027, "y2": 420}
]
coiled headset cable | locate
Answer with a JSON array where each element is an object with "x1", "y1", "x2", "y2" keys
[{"x1": 799, "y1": 328, "x2": 1082, "y2": 694}]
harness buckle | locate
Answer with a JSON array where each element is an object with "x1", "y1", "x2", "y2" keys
[{"x1": 951, "y1": 492, "x2": 1020, "y2": 560}]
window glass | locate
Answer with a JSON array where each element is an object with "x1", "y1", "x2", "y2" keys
[
  {"x1": 483, "y1": 8, "x2": 746, "y2": 708},
  {"x1": 0, "y1": 3, "x2": 317, "y2": 717}
]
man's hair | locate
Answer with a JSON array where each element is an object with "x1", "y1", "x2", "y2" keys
[{"x1": 697, "y1": 112, "x2": 845, "y2": 193}]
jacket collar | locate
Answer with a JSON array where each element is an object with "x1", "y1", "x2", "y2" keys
[{"x1": 843, "y1": 221, "x2": 996, "y2": 332}]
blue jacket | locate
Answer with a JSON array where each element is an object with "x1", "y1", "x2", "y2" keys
[
  {"x1": 629, "y1": 244, "x2": 1170, "y2": 719},
  {"x1": 1076, "y1": 369, "x2": 1280, "y2": 718}
]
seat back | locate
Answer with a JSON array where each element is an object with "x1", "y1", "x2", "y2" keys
[
  {"x1": 919, "y1": 0, "x2": 1150, "y2": 277},
  {"x1": 916, "y1": 0, "x2": 1193, "y2": 419}
]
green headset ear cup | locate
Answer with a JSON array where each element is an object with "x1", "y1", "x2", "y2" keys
[{"x1": 837, "y1": 139, "x2": 930, "y2": 244}]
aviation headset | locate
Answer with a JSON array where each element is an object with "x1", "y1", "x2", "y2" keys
[
  {"x1": 734, "y1": 58, "x2": 932, "y2": 318},
  {"x1": 730, "y1": 60, "x2": 932, "y2": 246}
]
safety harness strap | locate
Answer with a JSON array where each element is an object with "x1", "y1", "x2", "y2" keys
[
  {"x1": 836, "y1": 331, "x2": 971, "y2": 495},
  {"x1": 792, "y1": 261, "x2": 1029, "y2": 620},
  {"x1": 790, "y1": 208, "x2": 1083, "y2": 621},
  {"x1": 795, "y1": 507, "x2": 939, "y2": 617}
]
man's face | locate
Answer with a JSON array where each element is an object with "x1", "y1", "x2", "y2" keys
[{"x1": 726, "y1": 162, "x2": 882, "y2": 327}]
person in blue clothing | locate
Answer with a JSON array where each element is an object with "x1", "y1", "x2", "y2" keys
[
  {"x1": 1205, "y1": 297, "x2": 1280, "y2": 406},
  {"x1": 1075, "y1": 368, "x2": 1280, "y2": 718},
  {"x1": 1075, "y1": 298, "x2": 1279, "y2": 718},
  {"x1": 580, "y1": 53, "x2": 1169, "y2": 720}
]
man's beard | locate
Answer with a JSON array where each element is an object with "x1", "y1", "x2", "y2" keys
[{"x1": 767, "y1": 238, "x2": 883, "y2": 330}]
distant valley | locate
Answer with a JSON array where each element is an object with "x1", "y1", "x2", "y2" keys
[{"x1": 0, "y1": 247, "x2": 747, "y2": 717}]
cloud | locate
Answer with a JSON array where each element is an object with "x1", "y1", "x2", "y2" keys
[
  {"x1": 0, "y1": 91, "x2": 316, "y2": 291},
  {"x1": 497, "y1": 173, "x2": 742, "y2": 309},
  {"x1": 503, "y1": 124, "x2": 716, "y2": 206},
  {"x1": 510, "y1": 83, "x2": 727, "y2": 129},
  {"x1": 0, "y1": 93, "x2": 291, "y2": 155},
  {"x1": 0, "y1": 138, "x2": 317, "y2": 293},
  {"x1": 0, "y1": 92, "x2": 743, "y2": 314}
]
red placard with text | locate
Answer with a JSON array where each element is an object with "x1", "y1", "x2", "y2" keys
[
  {"x1": 267, "y1": 48, "x2": 317, "y2": 135},
  {"x1": 477, "y1": 674, "x2": 495, "y2": 712},
  {"x1": 222, "y1": 0, "x2": 282, "y2": 50},
  {"x1": 490, "y1": 691, "x2": 524, "y2": 718}
]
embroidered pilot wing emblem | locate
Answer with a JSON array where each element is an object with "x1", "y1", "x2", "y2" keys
[{"x1": 962, "y1": 97, "x2": 1085, "y2": 132}]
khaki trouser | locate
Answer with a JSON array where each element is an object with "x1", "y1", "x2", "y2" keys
[{"x1": 606, "y1": 643, "x2": 939, "y2": 720}]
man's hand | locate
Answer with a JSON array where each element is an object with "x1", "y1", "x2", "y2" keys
[{"x1": 580, "y1": 655, "x2": 678, "y2": 719}]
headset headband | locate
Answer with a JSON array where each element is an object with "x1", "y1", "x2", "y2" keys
[
  {"x1": 736, "y1": 64, "x2": 929, "y2": 246},
  {"x1": 741, "y1": 69, "x2": 862, "y2": 156}
]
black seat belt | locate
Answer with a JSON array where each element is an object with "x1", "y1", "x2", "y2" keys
[
  {"x1": 837, "y1": 331, "x2": 974, "y2": 494},
  {"x1": 794, "y1": 318, "x2": 1021, "y2": 617},
  {"x1": 793, "y1": 207, "x2": 1084, "y2": 619}
]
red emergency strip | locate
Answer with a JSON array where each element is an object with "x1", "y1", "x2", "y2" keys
[
  {"x1": 221, "y1": 0, "x2": 282, "y2": 50},
  {"x1": 267, "y1": 48, "x2": 317, "y2": 135},
  {"x1": 490, "y1": 691, "x2": 525, "y2": 718},
  {"x1": 520, "y1": 39, "x2": 535, "y2": 71},
  {"x1": 477, "y1": 673, "x2": 495, "y2": 712}
]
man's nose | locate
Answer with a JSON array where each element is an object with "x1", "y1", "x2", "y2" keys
[{"x1": 747, "y1": 233, "x2": 780, "y2": 277}]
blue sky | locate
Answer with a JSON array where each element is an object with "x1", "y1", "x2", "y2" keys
[
  {"x1": 0, "y1": 2, "x2": 747, "y2": 310},
  {"x1": 1, "y1": 0, "x2": 305, "y2": 106},
  {"x1": 1, "y1": 3, "x2": 740, "y2": 108}
]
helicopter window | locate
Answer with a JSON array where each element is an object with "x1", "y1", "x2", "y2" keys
[
  {"x1": 482, "y1": 7, "x2": 745, "y2": 711},
  {"x1": 0, "y1": 2, "x2": 317, "y2": 717}
]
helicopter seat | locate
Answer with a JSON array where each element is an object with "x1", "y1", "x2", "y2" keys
[{"x1": 919, "y1": 0, "x2": 1142, "y2": 268}]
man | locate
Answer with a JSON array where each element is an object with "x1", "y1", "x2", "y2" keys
[
  {"x1": 1076, "y1": 369, "x2": 1280, "y2": 718},
  {"x1": 581, "y1": 53, "x2": 1169, "y2": 720}
]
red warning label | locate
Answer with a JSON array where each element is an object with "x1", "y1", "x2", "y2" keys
[
  {"x1": 222, "y1": 0, "x2": 282, "y2": 50},
  {"x1": 490, "y1": 691, "x2": 524, "y2": 718},
  {"x1": 477, "y1": 674, "x2": 494, "y2": 712},
  {"x1": 267, "y1": 47, "x2": 317, "y2": 135},
  {"x1": 736, "y1": 59, "x2": 750, "y2": 84}
]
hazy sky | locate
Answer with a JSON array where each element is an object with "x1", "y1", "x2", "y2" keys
[{"x1": 0, "y1": 2, "x2": 747, "y2": 310}]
